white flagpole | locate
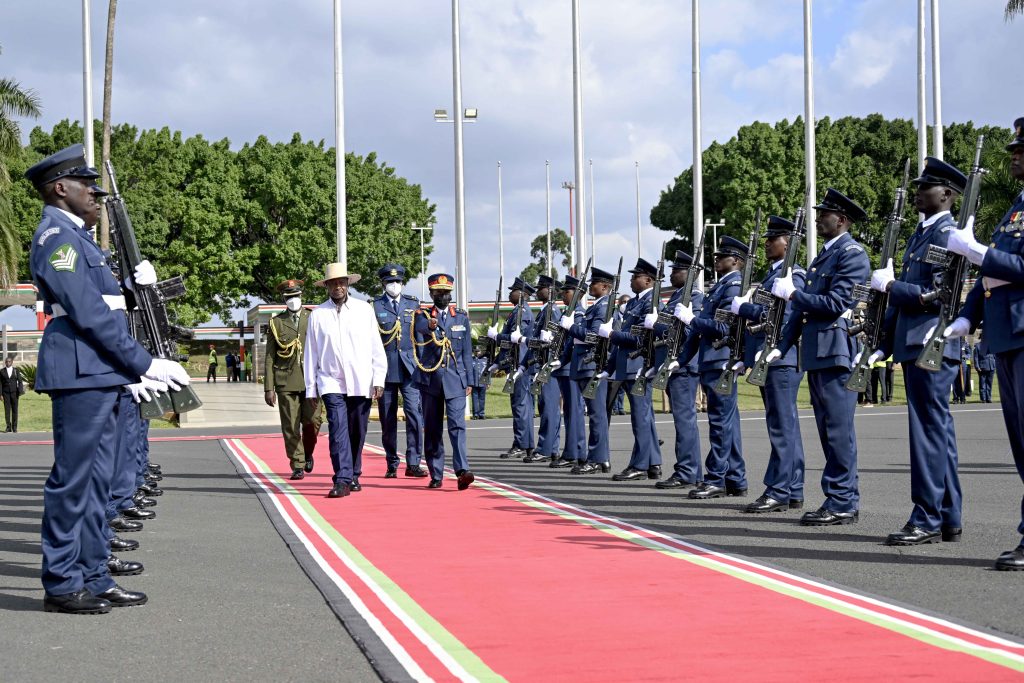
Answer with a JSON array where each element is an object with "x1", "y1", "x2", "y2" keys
[
  {"x1": 803, "y1": 0, "x2": 816, "y2": 259},
  {"x1": 930, "y1": 0, "x2": 943, "y2": 159},
  {"x1": 917, "y1": 0, "x2": 927, "y2": 177},
  {"x1": 571, "y1": 0, "x2": 587, "y2": 274},
  {"x1": 452, "y1": 0, "x2": 469, "y2": 306},
  {"x1": 635, "y1": 161, "x2": 642, "y2": 257},
  {"x1": 497, "y1": 161, "x2": 505, "y2": 282},
  {"x1": 589, "y1": 158, "x2": 596, "y2": 263},
  {"x1": 333, "y1": 0, "x2": 347, "y2": 266},
  {"x1": 692, "y1": 0, "x2": 704, "y2": 289},
  {"x1": 82, "y1": 0, "x2": 95, "y2": 166},
  {"x1": 545, "y1": 161, "x2": 552, "y2": 277}
]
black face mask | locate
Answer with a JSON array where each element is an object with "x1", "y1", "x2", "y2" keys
[{"x1": 432, "y1": 293, "x2": 452, "y2": 309}]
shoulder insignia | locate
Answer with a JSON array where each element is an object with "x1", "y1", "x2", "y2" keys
[
  {"x1": 939, "y1": 226, "x2": 952, "y2": 233},
  {"x1": 49, "y1": 244, "x2": 79, "y2": 273},
  {"x1": 455, "y1": 308, "x2": 467, "y2": 315},
  {"x1": 37, "y1": 227, "x2": 62, "y2": 246},
  {"x1": 402, "y1": 294, "x2": 418, "y2": 301},
  {"x1": 844, "y1": 244, "x2": 864, "y2": 253}
]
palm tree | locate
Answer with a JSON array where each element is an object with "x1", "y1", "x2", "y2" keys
[
  {"x1": 1006, "y1": 0, "x2": 1024, "y2": 21},
  {"x1": 0, "y1": 44, "x2": 42, "y2": 287}
]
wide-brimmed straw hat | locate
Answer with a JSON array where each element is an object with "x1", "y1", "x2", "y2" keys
[{"x1": 314, "y1": 262, "x2": 362, "y2": 287}]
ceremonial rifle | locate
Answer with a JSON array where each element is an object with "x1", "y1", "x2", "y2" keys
[
  {"x1": 916, "y1": 135, "x2": 986, "y2": 371},
  {"x1": 629, "y1": 243, "x2": 666, "y2": 397},
  {"x1": 582, "y1": 257, "x2": 623, "y2": 399},
  {"x1": 845, "y1": 158, "x2": 911, "y2": 392},
  {"x1": 651, "y1": 228, "x2": 706, "y2": 391},
  {"x1": 502, "y1": 284, "x2": 530, "y2": 394},
  {"x1": 746, "y1": 207, "x2": 806, "y2": 387},
  {"x1": 105, "y1": 161, "x2": 202, "y2": 419},
  {"x1": 477, "y1": 277, "x2": 503, "y2": 388},
  {"x1": 530, "y1": 259, "x2": 591, "y2": 395},
  {"x1": 713, "y1": 213, "x2": 761, "y2": 395}
]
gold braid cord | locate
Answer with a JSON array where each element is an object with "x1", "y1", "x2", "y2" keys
[
  {"x1": 270, "y1": 317, "x2": 302, "y2": 359},
  {"x1": 411, "y1": 309, "x2": 452, "y2": 373},
  {"x1": 378, "y1": 318, "x2": 401, "y2": 346}
]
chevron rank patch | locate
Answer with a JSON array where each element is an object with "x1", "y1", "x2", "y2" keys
[{"x1": 49, "y1": 244, "x2": 78, "y2": 272}]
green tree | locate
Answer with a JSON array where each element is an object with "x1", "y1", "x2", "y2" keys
[
  {"x1": 1006, "y1": 0, "x2": 1024, "y2": 20},
  {"x1": 517, "y1": 228, "x2": 572, "y2": 286}
]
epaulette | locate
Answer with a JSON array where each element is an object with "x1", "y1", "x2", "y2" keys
[
  {"x1": 939, "y1": 226, "x2": 952, "y2": 233},
  {"x1": 455, "y1": 308, "x2": 467, "y2": 315},
  {"x1": 844, "y1": 244, "x2": 864, "y2": 253},
  {"x1": 402, "y1": 293, "x2": 419, "y2": 301}
]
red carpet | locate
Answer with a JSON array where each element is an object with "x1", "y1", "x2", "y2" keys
[{"x1": 226, "y1": 436, "x2": 1024, "y2": 682}]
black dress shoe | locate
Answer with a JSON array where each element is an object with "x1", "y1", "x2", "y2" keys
[
  {"x1": 327, "y1": 483, "x2": 350, "y2": 498},
  {"x1": 726, "y1": 487, "x2": 748, "y2": 497},
  {"x1": 96, "y1": 585, "x2": 148, "y2": 608},
  {"x1": 132, "y1": 493, "x2": 157, "y2": 507},
  {"x1": 148, "y1": 462, "x2": 162, "y2": 472},
  {"x1": 941, "y1": 526, "x2": 963, "y2": 542},
  {"x1": 689, "y1": 482, "x2": 726, "y2": 499},
  {"x1": 138, "y1": 483, "x2": 163, "y2": 497},
  {"x1": 145, "y1": 472, "x2": 163, "y2": 482},
  {"x1": 500, "y1": 448, "x2": 526, "y2": 460},
  {"x1": 110, "y1": 536, "x2": 139, "y2": 552},
  {"x1": 290, "y1": 468, "x2": 305, "y2": 480},
  {"x1": 647, "y1": 465, "x2": 662, "y2": 480},
  {"x1": 789, "y1": 499, "x2": 804, "y2": 510},
  {"x1": 743, "y1": 495, "x2": 789, "y2": 513},
  {"x1": 885, "y1": 524, "x2": 941, "y2": 546},
  {"x1": 107, "y1": 555, "x2": 144, "y2": 576},
  {"x1": 405, "y1": 465, "x2": 429, "y2": 478},
  {"x1": 384, "y1": 468, "x2": 398, "y2": 479},
  {"x1": 800, "y1": 507, "x2": 859, "y2": 526},
  {"x1": 428, "y1": 479, "x2": 443, "y2": 488},
  {"x1": 43, "y1": 589, "x2": 111, "y2": 615},
  {"x1": 349, "y1": 478, "x2": 362, "y2": 492},
  {"x1": 304, "y1": 454, "x2": 314, "y2": 473},
  {"x1": 120, "y1": 506, "x2": 155, "y2": 520},
  {"x1": 612, "y1": 467, "x2": 647, "y2": 481},
  {"x1": 109, "y1": 516, "x2": 142, "y2": 533},
  {"x1": 551, "y1": 458, "x2": 576, "y2": 469},
  {"x1": 654, "y1": 475, "x2": 695, "y2": 490},
  {"x1": 995, "y1": 546, "x2": 1024, "y2": 571},
  {"x1": 523, "y1": 451, "x2": 548, "y2": 463},
  {"x1": 456, "y1": 470, "x2": 475, "y2": 491}
]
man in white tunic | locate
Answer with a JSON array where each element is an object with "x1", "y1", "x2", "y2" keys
[{"x1": 304, "y1": 263, "x2": 388, "y2": 498}]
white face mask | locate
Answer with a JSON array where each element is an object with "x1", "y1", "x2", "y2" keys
[
  {"x1": 285, "y1": 297, "x2": 302, "y2": 312},
  {"x1": 385, "y1": 282, "x2": 403, "y2": 298},
  {"x1": 618, "y1": 303, "x2": 627, "y2": 314}
]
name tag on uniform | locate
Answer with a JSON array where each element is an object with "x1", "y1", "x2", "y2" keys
[
  {"x1": 452, "y1": 325, "x2": 466, "y2": 332},
  {"x1": 377, "y1": 312, "x2": 389, "y2": 318}
]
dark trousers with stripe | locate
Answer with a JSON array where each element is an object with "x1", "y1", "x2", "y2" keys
[
  {"x1": 807, "y1": 367, "x2": 860, "y2": 513},
  {"x1": 700, "y1": 370, "x2": 744, "y2": 489},
  {"x1": 995, "y1": 348, "x2": 1024, "y2": 541}
]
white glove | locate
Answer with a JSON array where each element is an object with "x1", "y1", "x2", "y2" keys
[
  {"x1": 645, "y1": 366, "x2": 658, "y2": 377},
  {"x1": 946, "y1": 216, "x2": 988, "y2": 266},
  {"x1": 771, "y1": 268, "x2": 797, "y2": 301},
  {"x1": 942, "y1": 317, "x2": 971, "y2": 340},
  {"x1": 673, "y1": 302, "x2": 694, "y2": 325},
  {"x1": 511, "y1": 329, "x2": 523, "y2": 344},
  {"x1": 539, "y1": 329, "x2": 554, "y2": 343},
  {"x1": 730, "y1": 287, "x2": 755, "y2": 315},
  {"x1": 548, "y1": 359, "x2": 562, "y2": 370},
  {"x1": 144, "y1": 358, "x2": 190, "y2": 391},
  {"x1": 755, "y1": 348, "x2": 782, "y2": 365},
  {"x1": 853, "y1": 349, "x2": 884, "y2": 366},
  {"x1": 486, "y1": 363, "x2": 499, "y2": 374},
  {"x1": 558, "y1": 315, "x2": 574, "y2": 331},
  {"x1": 487, "y1": 325, "x2": 498, "y2": 340},
  {"x1": 127, "y1": 376, "x2": 169, "y2": 403},
  {"x1": 666, "y1": 360, "x2": 680, "y2": 373},
  {"x1": 133, "y1": 259, "x2": 157, "y2": 286},
  {"x1": 515, "y1": 365, "x2": 526, "y2": 377},
  {"x1": 595, "y1": 370, "x2": 609, "y2": 381},
  {"x1": 870, "y1": 259, "x2": 895, "y2": 293},
  {"x1": 731, "y1": 361, "x2": 745, "y2": 373},
  {"x1": 643, "y1": 312, "x2": 659, "y2": 329},
  {"x1": 598, "y1": 320, "x2": 614, "y2": 338}
]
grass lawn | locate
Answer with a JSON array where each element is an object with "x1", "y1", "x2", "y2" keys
[{"x1": 12, "y1": 391, "x2": 177, "y2": 433}]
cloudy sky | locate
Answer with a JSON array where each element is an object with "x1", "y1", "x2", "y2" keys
[{"x1": 2, "y1": 0, "x2": 1022, "y2": 313}]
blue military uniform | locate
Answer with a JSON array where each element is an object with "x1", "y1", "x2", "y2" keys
[
  {"x1": 974, "y1": 332, "x2": 996, "y2": 403},
  {"x1": 523, "y1": 275, "x2": 563, "y2": 462},
  {"x1": 877, "y1": 158, "x2": 966, "y2": 543},
  {"x1": 27, "y1": 146, "x2": 153, "y2": 605},
  {"x1": 470, "y1": 354, "x2": 489, "y2": 418},
  {"x1": 372, "y1": 264, "x2": 425, "y2": 475},
  {"x1": 779, "y1": 189, "x2": 871, "y2": 522},
  {"x1": 412, "y1": 274, "x2": 476, "y2": 489},
  {"x1": 606, "y1": 258, "x2": 663, "y2": 479},
  {"x1": 495, "y1": 277, "x2": 536, "y2": 457},
  {"x1": 551, "y1": 277, "x2": 586, "y2": 467},
  {"x1": 737, "y1": 217, "x2": 807, "y2": 509},
  {"x1": 680, "y1": 238, "x2": 746, "y2": 496}
]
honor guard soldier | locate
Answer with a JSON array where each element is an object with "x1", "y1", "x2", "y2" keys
[
  {"x1": 487, "y1": 277, "x2": 536, "y2": 459},
  {"x1": 522, "y1": 274, "x2": 563, "y2": 463},
  {"x1": 867, "y1": 158, "x2": 966, "y2": 545},
  {"x1": 974, "y1": 330, "x2": 996, "y2": 403},
  {"x1": 264, "y1": 279, "x2": 323, "y2": 480},
  {"x1": 470, "y1": 349, "x2": 489, "y2": 418},
  {"x1": 373, "y1": 264, "x2": 427, "y2": 478},
  {"x1": 559, "y1": 267, "x2": 615, "y2": 473},
  {"x1": 676, "y1": 238, "x2": 747, "y2": 498},
  {"x1": 944, "y1": 118, "x2": 1024, "y2": 569},
  {"x1": 771, "y1": 189, "x2": 871, "y2": 525},
  {"x1": 600, "y1": 258, "x2": 663, "y2": 481},
  {"x1": 550, "y1": 277, "x2": 587, "y2": 468},
  {"x1": 653, "y1": 251, "x2": 705, "y2": 490},
  {"x1": 27, "y1": 144, "x2": 190, "y2": 614},
  {"x1": 732, "y1": 217, "x2": 807, "y2": 512},
  {"x1": 412, "y1": 274, "x2": 476, "y2": 490}
]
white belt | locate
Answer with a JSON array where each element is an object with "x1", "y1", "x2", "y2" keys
[
  {"x1": 51, "y1": 294, "x2": 127, "y2": 318},
  {"x1": 983, "y1": 276, "x2": 1011, "y2": 291},
  {"x1": 839, "y1": 309, "x2": 853, "y2": 320}
]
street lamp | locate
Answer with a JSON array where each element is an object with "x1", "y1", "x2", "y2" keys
[
  {"x1": 410, "y1": 222, "x2": 433, "y2": 301},
  {"x1": 704, "y1": 217, "x2": 725, "y2": 281},
  {"x1": 562, "y1": 181, "x2": 575, "y2": 275},
  {"x1": 434, "y1": 108, "x2": 479, "y2": 123}
]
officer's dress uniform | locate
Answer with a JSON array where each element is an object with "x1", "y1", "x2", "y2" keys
[
  {"x1": 779, "y1": 194, "x2": 871, "y2": 521},
  {"x1": 470, "y1": 355, "x2": 488, "y2": 418},
  {"x1": 412, "y1": 281, "x2": 476, "y2": 487},
  {"x1": 524, "y1": 283, "x2": 563, "y2": 461},
  {"x1": 372, "y1": 268, "x2": 424, "y2": 474},
  {"x1": 553, "y1": 278, "x2": 586, "y2": 467},
  {"x1": 31, "y1": 204, "x2": 152, "y2": 599},
  {"x1": 496, "y1": 279, "x2": 536, "y2": 455},
  {"x1": 739, "y1": 247, "x2": 807, "y2": 507},
  {"x1": 975, "y1": 335, "x2": 996, "y2": 403},
  {"x1": 266, "y1": 294, "x2": 323, "y2": 474},
  {"x1": 680, "y1": 260, "x2": 745, "y2": 495}
]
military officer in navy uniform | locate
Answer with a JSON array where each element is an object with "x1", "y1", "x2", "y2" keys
[
  {"x1": 676, "y1": 237, "x2": 747, "y2": 498},
  {"x1": 944, "y1": 118, "x2": 1024, "y2": 569},
  {"x1": 975, "y1": 330, "x2": 996, "y2": 403},
  {"x1": 412, "y1": 274, "x2": 476, "y2": 490},
  {"x1": 487, "y1": 277, "x2": 536, "y2": 459},
  {"x1": 550, "y1": 277, "x2": 586, "y2": 468},
  {"x1": 651, "y1": 251, "x2": 704, "y2": 490},
  {"x1": 599, "y1": 258, "x2": 663, "y2": 481},
  {"x1": 866, "y1": 158, "x2": 966, "y2": 545},
  {"x1": 372, "y1": 264, "x2": 427, "y2": 478},
  {"x1": 470, "y1": 349, "x2": 489, "y2": 418},
  {"x1": 731, "y1": 217, "x2": 807, "y2": 512},
  {"x1": 522, "y1": 275, "x2": 563, "y2": 463},
  {"x1": 559, "y1": 267, "x2": 614, "y2": 473},
  {"x1": 27, "y1": 144, "x2": 190, "y2": 613},
  {"x1": 771, "y1": 189, "x2": 871, "y2": 525}
]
